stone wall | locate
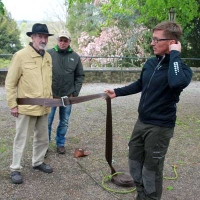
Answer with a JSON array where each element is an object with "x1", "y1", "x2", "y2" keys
[
  {"x1": 0, "y1": 68, "x2": 200, "y2": 85},
  {"x1": 83, "y1": 68, "x2": 142, "y2": 83}
]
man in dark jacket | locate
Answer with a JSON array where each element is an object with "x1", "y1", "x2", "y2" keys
[
  {"x1": 105, "y1": 21, "x2": 192, "y2": 200},
  {"x1": 47, "y1": 30, "x2": 84, "y2": 154}
]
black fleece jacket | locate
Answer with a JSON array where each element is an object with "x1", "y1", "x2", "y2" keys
[{"x1": 114, "y1": 50, "x2": 193, "y2": 127}]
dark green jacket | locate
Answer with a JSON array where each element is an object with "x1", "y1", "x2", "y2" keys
[{"x1": 47, "y1": 45, "x2": 84, "y2": 97}]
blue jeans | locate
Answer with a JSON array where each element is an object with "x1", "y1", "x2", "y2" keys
[{"x1": 48, "y1": 105, "x2": 72, "y2": 147}]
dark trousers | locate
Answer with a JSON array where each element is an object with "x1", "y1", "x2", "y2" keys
[{"x1": 128, "y1": 119, "x2": 174, "y2": 200}]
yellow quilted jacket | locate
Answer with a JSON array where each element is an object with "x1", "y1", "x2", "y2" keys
[{"x1": 5, "y1": 45, "x2": 52, "y2": 116}]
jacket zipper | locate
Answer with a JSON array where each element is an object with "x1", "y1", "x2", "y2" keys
[{"x1": 142, "y1": 55, "x2": 165, "y2": 109}]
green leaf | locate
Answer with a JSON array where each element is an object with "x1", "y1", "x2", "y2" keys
[
  {"x1": 0, "y1": 1, "x2": 5, "y2": 15},
  {"x1": 167, "y1": 186, "x2": 174, "y2": 191}
]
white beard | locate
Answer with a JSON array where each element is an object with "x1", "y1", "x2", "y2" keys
[{"x1": 38, "y1": 43, "x2": 46, "y2": 50}]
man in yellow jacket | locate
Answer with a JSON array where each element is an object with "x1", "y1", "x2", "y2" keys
[{"x1": 5, "y1": 23, "x2": 54, "y2": 184}]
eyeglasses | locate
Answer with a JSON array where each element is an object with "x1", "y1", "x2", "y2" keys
[{"x1": 151, "y1": 38, "x2": 173, "y2": 43}]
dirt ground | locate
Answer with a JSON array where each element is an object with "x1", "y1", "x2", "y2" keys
[{"x1": 0, "y1": 82, "x2": 200, "y2": 200}]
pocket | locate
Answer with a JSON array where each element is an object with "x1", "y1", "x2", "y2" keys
[
  {"x1": 23, "y1": 63, "x2": 40, "y2": 79},
  {"x1": 152, "y1": 145, "x2": 167, "y2": 159},
  {"x1": 22, "y1": 63, "x2": 41, "y2": 95}
]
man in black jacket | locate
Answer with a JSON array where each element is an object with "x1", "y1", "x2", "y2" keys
[
  {"x1": 47, "y1": 30, "x2": 84, "y2": 154},
  {"x1": 105, "y1": 21, "x2": 192, "y2": 200}
]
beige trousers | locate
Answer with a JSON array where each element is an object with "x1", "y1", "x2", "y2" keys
[{"x1": 10, "y1": 114, "x2": 49, "y2": 171}]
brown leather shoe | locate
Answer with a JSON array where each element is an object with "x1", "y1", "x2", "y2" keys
[
  {"x1": 74, "y1": 148, "x2": 91, "y2": 158},
  {"x1": 57, "y1": 146, "x2": 66, "y2": 154}
]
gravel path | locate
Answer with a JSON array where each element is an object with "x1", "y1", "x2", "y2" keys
[{"x1": 0, "y1": 81, "x2": 200, "y2": 200}]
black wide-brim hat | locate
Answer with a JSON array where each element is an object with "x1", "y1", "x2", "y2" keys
[{"x1": 26, "y1": 23, "x2": 54, "y2": 37}]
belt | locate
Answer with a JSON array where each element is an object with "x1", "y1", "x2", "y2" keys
[
  {"x1": 17, "y1": 94, "x2": 107, "y2": 107},
  {"x1": 17, "y1": 93, "x2": 114, "y2": 172},
  {"x1": 17, "y1": 94, "x2": 134, "y2": 186}
]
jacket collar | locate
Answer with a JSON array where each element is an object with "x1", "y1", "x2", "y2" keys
[
  {"x1": 156, "y1": 54, "x2": 170, "y2": 64},
  {"x1": 54, "y1": 45, "x2": 73, "y2": 53},
  {"x1": 29, "y1": 42, "x2": 45, "y2": 56}
]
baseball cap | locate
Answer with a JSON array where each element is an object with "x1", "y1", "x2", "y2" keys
[{"x1": 58, "y1": 30, "x2": 71, "y2": 40}]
